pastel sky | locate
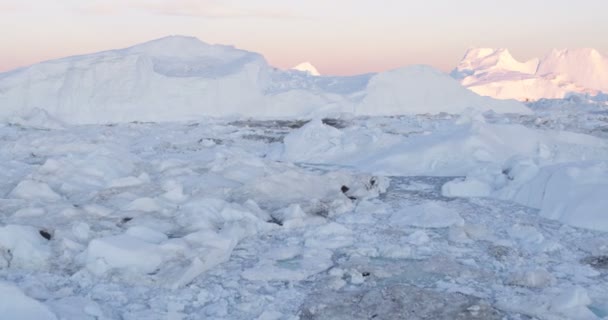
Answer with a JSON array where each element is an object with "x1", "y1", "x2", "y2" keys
[{"x1": 1, "y1": 0, "x2": 606, "y2": 75}]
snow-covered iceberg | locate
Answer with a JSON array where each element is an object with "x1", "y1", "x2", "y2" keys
[
  {"x1": 453, "y1": 47, "x2": 608, "y2": 101},
  {"x1": 0, "y1": 36, "x2": 528, "y2": 124}
]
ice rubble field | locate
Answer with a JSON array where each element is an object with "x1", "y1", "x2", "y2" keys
[{"x1": 0, "y1": 99, "x2": 607, "y2": 320}]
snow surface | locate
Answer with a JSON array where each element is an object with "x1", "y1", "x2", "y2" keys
[
  {"x1": 357, "y1": 65, "x2": 531, "y2": 115},
  {"x1": 0, "y1": 36, "x2": 528, "y2": 124},
  {"x1": 453, "y1": 47, "x2": 608, "y2": 101},
  {"x1": 291, "y1": 62, "x2": 320, "y2": 76},
  {"x1": 0, "y1": 282, "x2": 57, "y2": 320},
  {"x1": 280, "y1": 111, "x2": 607, "y2": 176},
  {"x1": 499, "y1": 161, "x2": 608, "y2": 232}
]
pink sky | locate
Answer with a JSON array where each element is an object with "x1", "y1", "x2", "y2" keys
[{"x1": 1, "y1": 0, "x2": 606, "y2": 75}]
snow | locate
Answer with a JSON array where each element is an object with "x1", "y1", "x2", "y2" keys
[
  {"x1": 538, "y1": 49, "x2": 608, "y2": 93},
  {"x1": 498, "y1": 161, "x2": 608, "y2": 232},
  {"x1": 10, "y1": 180, "x2": 63, "y2": 202},
  {"x1": 390, "y1": 202, "x2": 464, "y2": 228},
  {"x1": 86, "y1": 234, "x2": 164, "y2": 274},
  {"x1": 291, "y1": 62, "x2": 321, "y2": 76},
  {"x1": 452, "y1": 48, "x2": 539, "y2": 78},
  {"x1": 280, "y1": 111, "x2": 607, "y2": 176},
  {"x1": 506, "y1": 268, "x2": 554, "y2": 288},
  {"x1": 453, "y1": 47, "x2": 608, "y2": 101},
  {"x1": 442, "y1": 177, "x2": 493, "y2": 197},
  {"x1": 282, "y1": 119, "x2": 344, "y2": 162},
  {"x1": 0, "y1": 36, "x2": 529, "y2": 125},
  {"x1": 357, "y1": 65, "x2": 530, "y2": 115},
  {"x1": 1, "y1": 36, "x2": 608, "y2": 319},
  {"x1": 1, "y1": 114, "x2": 607, "y2": 319},
  {"x1": 550, "y1": 287, "x2": 595, "y2": 318},
  {"x1": 125, "y1": 226, "x2": 168, "y2": 244},
  {"x1": 0, "y1": 282, "x2": 58, "y2": 320},
  {"x1": 437, "y1": 126, "x2": 608, "y2": 230},
  {"x1": 0, "y1": 225, "x2": 51, "y2": 269},
  {"x1": 6, "y1": 108, "x2": 65, "y2": 130}
]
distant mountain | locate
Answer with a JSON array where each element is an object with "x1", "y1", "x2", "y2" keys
[
  {"x1": 452, "y1": 48, "x2": 608, "y2": 101},
  {"x1": 291, "y1": 62, "x2": 320, "y2": 76},
  {"x1": 0, "y1": 36, "x2": 528, "y2": 124}
]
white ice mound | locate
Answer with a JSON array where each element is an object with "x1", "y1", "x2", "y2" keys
[
  {"x1": 501, "y1": 161, "x2": 608, "y2": 232},
  {"x1": 9, "y1": 180, "x2": 62, "y2": 202},
  {"x1": 86, "y1": 234, "x2": 164, "y2": 274},
  {"x1": 0, "y1": 225, "x2": 52, "y2": 269},
  {"x1": 0, "y1": 36, "x2": 530, "y2": 124},
  {"x1": 357, "y1": 65, "x2": 530, "y2": 115},
  {"x1": 282, "y1": 115, "x2": 605, "y2": 176},
  {"x1": 6, "y1": 108, "x2": 65, "y2": 130},
  {"x1": 0, "y1": 282, "x2": 57, "y2": 320},
  {"x1": 291, "y1": 62, "x2": 321, "y2": 76},
  {"x1": 282, "y1": 119, "x2": 343, "y2": 162}
]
